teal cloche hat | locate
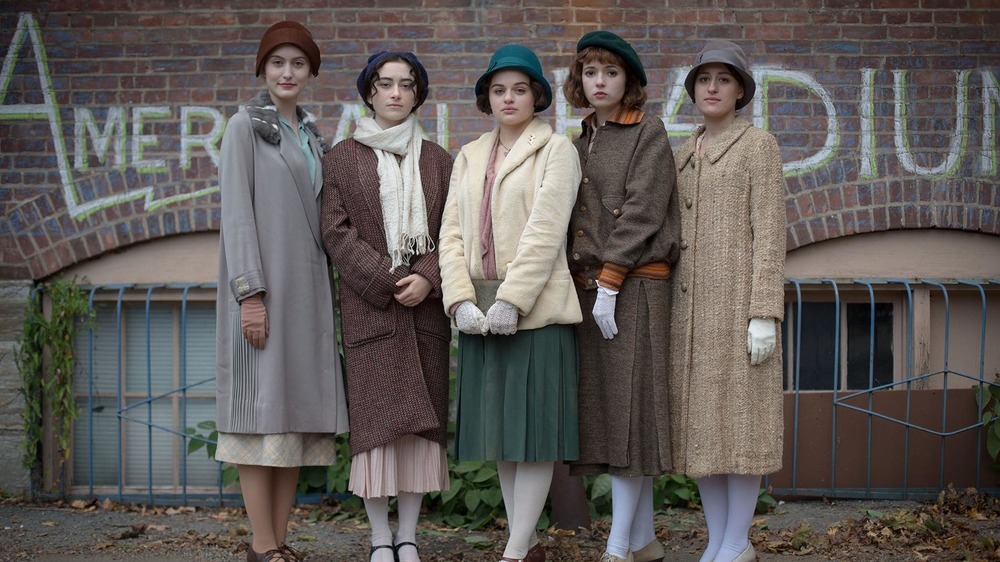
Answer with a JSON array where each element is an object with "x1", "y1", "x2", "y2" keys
[
  {"x1": 576, "y1": 30, "x2": 647, "y2": 87},
  {"x1": 475, "y1": 44, "x2": 552, "y2": 111}
]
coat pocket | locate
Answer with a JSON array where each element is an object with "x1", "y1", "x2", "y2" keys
[
  {"x1": 340, "y1": 293, "x2": 396, "y2": 347},
  {"x1": 601, "y1": 195, "x2": 625, "y2": 218}
]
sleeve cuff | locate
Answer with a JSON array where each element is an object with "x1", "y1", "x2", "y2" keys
[
  {"x1": 230, "y1": 269, "x2": 266, "y2": 302},
  {"x1": 596, "y1": 263, "x2": 628, "y2": 292}
]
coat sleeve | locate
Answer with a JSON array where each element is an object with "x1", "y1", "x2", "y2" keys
[
  {"x1": 496, "y1": 137, "x2": 582, "y2": 315},
  {"x1": 438, "y1": 152, "x2": 476, "y2": 316},
  {"x1": 219, "y1": 113, "x2": 266, "y2": 302},
  {"x1": 747, "y1": 130, "x2": 787, "y2": 321},
  {"x1": 597, "y1": 119, "x2": 677, "y2": 291},
  {"x1": 409, "y1": 147, "x2": 453, "y2": 299},
  {"x1": 320, "y1": 144, "x2": 409, "y2": 310}
]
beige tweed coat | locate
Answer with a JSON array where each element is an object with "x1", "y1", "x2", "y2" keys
[{"x1": 669, "y1": 118, "x2": 786, "y2": 479}]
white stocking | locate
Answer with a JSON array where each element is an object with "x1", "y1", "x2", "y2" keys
[
  {"x1": 714, "y1": 474, "x2": 760, "y2": 562},
  {"x1": 501, "y1": 461, "x2": 553, "y2": 559},
  {"x1": 364, "y1": 496, "x2": 394, "y2": 562},
  {"x1": 395, "y1": 491, "x2": 423, "y2": 561},
  {"x1": 628, "y1": 476, "x2": 656, "y2": 551},
  {"x1": 606, "y1": 475, "x2": 643, "y2": 558},
  {"x1": 696, "y1": 475, "x2": 728, "y2": 562}
]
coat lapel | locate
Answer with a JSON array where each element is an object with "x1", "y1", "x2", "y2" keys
[
  {"x1": 278, "y1": 126, "x2": 322, "y2": 247},
  {"x1": 355, "y1": 142, "x2": 387, "y2": 231}
]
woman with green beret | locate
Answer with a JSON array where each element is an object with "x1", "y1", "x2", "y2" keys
[
  {"x1": 438, "y1": 44, "x2": 582, "y2": 562},
  {"x1": 562, "y1": 30, "x2": 680, "y2": 562}
]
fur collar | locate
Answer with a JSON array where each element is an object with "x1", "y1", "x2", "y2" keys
[{"x1": 245, "y1": 90, "x2": 330, "y2": 154}]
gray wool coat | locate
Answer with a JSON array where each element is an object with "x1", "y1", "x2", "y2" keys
[
  {"x1": 669, "y1": 117, "x2": 786, "y2": 479},
  {"x1": 568, "y1": 111, "x2": 680, "y2": 477},
  {"x1": 216, "y1": 92, "x2": 349, "y2": 436},
  {"x1": 320, "y1": 138, "x2": 453, "y2": 456}
]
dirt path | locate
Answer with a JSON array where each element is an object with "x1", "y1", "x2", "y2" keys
[{"x1": 2, "y1": 494, "x2": 996, "y2": 561}]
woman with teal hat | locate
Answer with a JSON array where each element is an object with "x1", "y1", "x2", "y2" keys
[
  {"x1": 438, "y1": 43, "x2": 582, "y2": 562},
  {"x1": 562, "y1": 30, "x2": 680, "y2": 562},
  {"x1": 669, "y1": 39, "x2": 785, "y2": 562}
]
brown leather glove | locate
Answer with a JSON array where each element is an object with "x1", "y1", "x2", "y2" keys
[{"x1": 240, "y1": 294, "x2": 268, "y2": 349}]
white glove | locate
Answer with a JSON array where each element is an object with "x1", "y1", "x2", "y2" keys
[
  {"x1": 455, "y1": 301, "x2": 488, "y2": 335},
  {"x1": 592, "y1": 283, "x2": 619, "y2": 340},
  {"x1": 485, "y1": 300, "x2": 519, "y2": 335},
  {"x1": 747, "y1": 317, "x2": 777, "y2": 365}
]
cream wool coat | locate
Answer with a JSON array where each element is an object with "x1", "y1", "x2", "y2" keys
[
  {"x1": 669, "y1": 118, "x2": 786, "y2": 479},
  {"x1": 439, "y1": 117, "x2": 583, "y2": 329}
]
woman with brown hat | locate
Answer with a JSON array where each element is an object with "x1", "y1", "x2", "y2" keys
[
  {"x1": 438, "y1": 44, "x2": 582, "y2": 562},
  {"x1": 320, "y1": 51, "x2": 452, "y2": 562},
  {"x1": 669, "y1": 40, "x2": 786, "y2": 562},
  {"x1": 561, "y1": 30, "x2": 679, "y2": 562},
  {"x1": 215, "y1": 20, "x2": 349, "y2": 562}
]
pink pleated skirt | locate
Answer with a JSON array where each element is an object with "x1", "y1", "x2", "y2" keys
[{"x1": 348, "y1": 434, "x2": 450, "y2": 498}]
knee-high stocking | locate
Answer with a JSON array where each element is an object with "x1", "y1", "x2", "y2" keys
[
  {"x1": 501, "y1": 461, "x2": 553, "y2": 559},
  {"x1": 714, "y1": 474, "x2": 760, "y2": 562},
  {"x1": 696, "y1": 475, "x2": 729, "y2": 562}
]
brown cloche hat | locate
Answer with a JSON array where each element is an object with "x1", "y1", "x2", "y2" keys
[
  {"x1": 684, "y1": 40, "x2": 756, "y2": 110},
  {"x1": 255, "y1": 21, "x2": 320, "y2": 77}
]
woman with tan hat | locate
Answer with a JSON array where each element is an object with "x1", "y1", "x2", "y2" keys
[
  {"x1": 320, "y1": 51, "x2": 452, "y2": 562},
  {"x1": 669, "y1": 40, "x2": 786, "y2": 562},
  {"x1": 438, "y1": 44, "x2": 582, "y2": 562},
  {"x1": 215, "y1": 20, "x2": 349, "y2": 562},
  {"x1": 561, "y1": 30, "x2": 679, "y2": 562}
]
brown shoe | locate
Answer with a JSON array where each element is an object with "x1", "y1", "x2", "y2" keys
[
  {"x1": 280, "y1": 543, "x2": 304, "y2": 561},
  {"x1": 500, "y1": 544, "x2": 546, "y2": 562},
  {"x1": 632, "y1": 539, "x2": 664, "y2": 562},
  {"x1": 247, "y1": 546, "x2": 287, "y2": 562}
]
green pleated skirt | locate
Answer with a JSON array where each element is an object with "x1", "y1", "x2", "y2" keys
[{"x1": 454, "y1": 324, "x2": 580, "y2": 463}]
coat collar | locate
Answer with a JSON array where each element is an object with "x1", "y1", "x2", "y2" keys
[
  {"x1": 245, "y1": 90, "x2": 325, "y2": 247},
  {"x1": 245, "y1": 90, "x2": 330, "y2": 154},
  {"x1": 675, "y1": 117, "x2": 753, "y2": 171},
  {"x1": 461, "y1": 117, "x2": 553, "y2": 180}
]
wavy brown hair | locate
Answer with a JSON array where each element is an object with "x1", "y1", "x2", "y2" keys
[{"x1": 563, "y1": 46, "x2": 647, "y2": 111}]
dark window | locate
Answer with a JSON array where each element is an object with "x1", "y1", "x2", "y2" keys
[{"x1": 846, "y1": 302, "x2": 894, "y2": 390}]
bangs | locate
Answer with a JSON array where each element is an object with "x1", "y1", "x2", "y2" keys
[{"x1": 577, "y1": 47, "x2": 626, "y2": 70}]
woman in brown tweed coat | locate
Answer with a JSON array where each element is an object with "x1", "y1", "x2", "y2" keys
[
  {"x1": 320, "y1": 52, "x2": 452, "y2": 562},
  {"x1": 669, "y1": 41, "x2": 786, "y2": 562},
  {"x1": 562, "y1": 31, "x2": 679, "y2": 562}
]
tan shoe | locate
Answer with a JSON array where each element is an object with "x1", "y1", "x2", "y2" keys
[
  {"x1": 733, "y1": 543, "x2": 757, "y2": 562},
  {"x1": 599, "y1": 552, "x2": 634, "y2": 562},
  {"x1": 632, "y1": 539, "x2": 665, "y2": 562}
]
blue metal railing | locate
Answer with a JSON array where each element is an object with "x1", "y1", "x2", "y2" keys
[{"x1": 44, "y1": 279, "x2": 1000, "y2": 503}]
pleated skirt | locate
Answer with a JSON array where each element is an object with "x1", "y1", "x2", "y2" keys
[
  {"x1": 454, "y1": 324, "x2": 580, "y2": 463},
  {"x1": 348, "y1": 434, "x2": 450, "y2": 498},
  {"x1": 216, "y1": 432, "x2": 338, "y2": 467}
]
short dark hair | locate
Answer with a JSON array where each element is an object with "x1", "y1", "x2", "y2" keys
[
  {"x1": 360, "y1": 54, "x2": 428, "y2": 113},
  {"x1": 562, "y1": 46, "x2": 647, "y2": 111},
  {"x1": 475, "y1": 72, "x2": 550, "y2": 115}
]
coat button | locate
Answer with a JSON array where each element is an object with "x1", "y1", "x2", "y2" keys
[
  {"x1": 576, "y1": 229, "x2": 584, "y2": 237},
  {"x1": 680, "y1": 240, "x2": 688, "y2": 250},
  {"x1": 580, "y1": 204, "x2": 587, "y2": 212},
  {"x1": 582, "y1": 177, "x2": 590, "y2": 184},
  {"x1": 573, "y1": 253, "x2": 580, "y2": 260},
  {"x1": 587, "y1": 279, "x2": 594, "y2": 287},
  {"x1": 681, "y1": 282, "x2": 688, "y2": 292},
  {"x1": 685, "y1": 197, "x2": 693, "y2": 209},
  {"x1": 612, "y1": 209, "x2": 621, "y2": 216}
]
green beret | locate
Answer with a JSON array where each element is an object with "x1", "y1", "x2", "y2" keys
[{"x1": 576, "y1": 30, "x2": 647, "y2": 87}]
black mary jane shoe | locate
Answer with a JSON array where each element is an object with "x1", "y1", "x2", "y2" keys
[
  {"x1": 395, "y1": 541, "x2": 418, "y2": 561},
  {"x1": 370, "y1": 544, "x2": 396, "y2": 561}
]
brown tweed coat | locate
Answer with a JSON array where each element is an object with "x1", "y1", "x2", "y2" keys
[
  {"x1": 567, "y1": 111, "x2": 680, "y2": 477},
  {"x1": 669, "y1": 118, "x2": 786, "y2": 479},
  {"x1": 320, "y1": 138, "x2": 453, "y2": 456}
]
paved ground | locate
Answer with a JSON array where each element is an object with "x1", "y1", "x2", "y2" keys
[{"x1": 0, "y1": 496, "x2": 991, "y2": 561}]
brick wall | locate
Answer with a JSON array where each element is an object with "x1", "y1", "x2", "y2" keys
[{"x1": 0, "y1": 1, "x2": 997, "y2": 281}]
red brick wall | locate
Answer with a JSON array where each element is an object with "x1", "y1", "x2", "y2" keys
[{"x1": 1, "y1": 1, "x2": 997, "y2": 280}]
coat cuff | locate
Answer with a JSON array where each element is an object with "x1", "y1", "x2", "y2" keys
[
  {"x1": 230, "y1": 269, "x2": 265, "y2": 302},
  {"x1": 596, "y1": 263, "x2": 629, "y2": 292}
]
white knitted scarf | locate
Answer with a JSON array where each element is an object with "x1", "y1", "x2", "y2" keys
[{"x1": 353, "y1": 114, "x2": 431, "y2": 272}]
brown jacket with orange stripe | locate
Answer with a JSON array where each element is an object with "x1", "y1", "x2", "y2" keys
[{"x1": 568, "y1": 108, "x2": 681, "y2": 477}]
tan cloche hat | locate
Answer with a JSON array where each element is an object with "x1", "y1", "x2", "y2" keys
[{"x1": 684, "y1": 40, "x2": 756, "y2": 110}]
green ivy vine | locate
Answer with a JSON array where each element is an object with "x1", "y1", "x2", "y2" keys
[{"x1": 15, "y1": 278, "x2": 94, "y2": 480}]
